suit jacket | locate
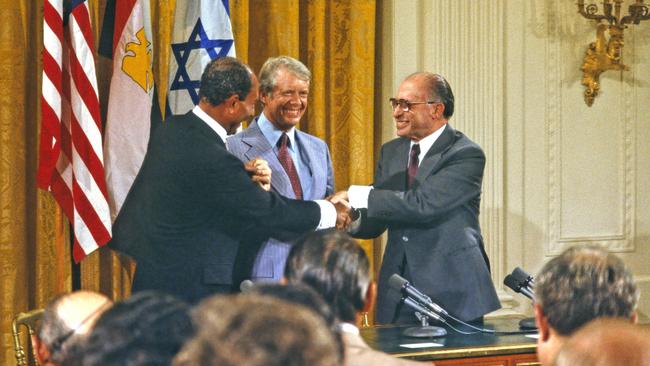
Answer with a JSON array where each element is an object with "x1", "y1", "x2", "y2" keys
[
  {"x1": 109, "y1": 111, "x2": 321, "y2": 303},
  {"x1": 341, "y1": 331, "x2": 428, "y2": 366},
  {"x1": 227, "y1": 119, "x2": 334, "y2": 280},
  {"x1": 351, "y1": 124, "x2": 500, "y2": 322}
]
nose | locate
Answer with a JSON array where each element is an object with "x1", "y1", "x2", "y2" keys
[{"x1": 392, "y1": 105, "x2": 403, "y2": 118}]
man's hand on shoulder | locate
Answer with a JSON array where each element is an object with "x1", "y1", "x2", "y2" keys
[{"x1": 245, "y1": 158, "x2": 272, "y2": 191}]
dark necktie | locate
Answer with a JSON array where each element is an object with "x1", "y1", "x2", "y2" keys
[
  {"x1": 277, "y1": 133, "x2": 303, "y2": 199},
  {"x1": 407, "y1": 143, "x2": 420, "y2": 188}
]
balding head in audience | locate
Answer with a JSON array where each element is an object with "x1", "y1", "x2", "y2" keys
[
  {"x1": 534, "y1": 245, "x2": 639, "y2": 365},
  {"x1": 34, "y1": 290, "x2": 112, "y2": 366},
  {"x1": 554, "y1": 318, "x2": 650, "y2": 366},
  {"x1": 62, "y1": 291, "x2": 193, "y2": 366},
  {"x1": 173, "y1": 294, "x2": 340, "y2": 366}
]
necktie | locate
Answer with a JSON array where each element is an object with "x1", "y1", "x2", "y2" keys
[
  {"x1": 407, "y1": 143, "x2": 420, "y2": 188},
  {"x1": 278, "y1": 133, "x2": 303, "y2": 199}
]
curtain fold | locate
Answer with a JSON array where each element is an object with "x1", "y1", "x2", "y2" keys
[{"x1": 0, "y1": 1, "x2": 376, "y2": 363}]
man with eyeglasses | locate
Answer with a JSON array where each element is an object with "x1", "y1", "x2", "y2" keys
[
  {"x1": 335, "y1": 72, "x2": 500, "y2": 324},
  {"x1": 33, "y1": 291, "x2": 112, "y2": 366}
]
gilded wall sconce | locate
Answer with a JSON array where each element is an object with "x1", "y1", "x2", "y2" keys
[{"x1": 577, "y1": 0, "x2": 650, "y2": 106}]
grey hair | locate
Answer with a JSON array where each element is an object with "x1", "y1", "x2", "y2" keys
[
  {"x1": 534, "y1": 245, "x2": 639, "y2": 336},
  {"x1": 259, "y1": 56, "x2": 311, "y2": 96}
]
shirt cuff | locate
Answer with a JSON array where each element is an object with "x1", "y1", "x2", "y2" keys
[
  {"x1": 314, "y1": 199, "x2": 337, "y2": 229},
  {"x1": 348, "y1": 185, "x2": 373, "y2": 209}
]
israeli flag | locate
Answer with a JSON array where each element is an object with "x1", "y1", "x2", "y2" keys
[{"x1": 167, "y1": 0, "x2": 236, "y2": 115}]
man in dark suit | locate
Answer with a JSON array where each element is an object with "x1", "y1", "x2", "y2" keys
[
  {"x1": 228, "y1": 56, "x2": 334, "y2": 282},
  {"x1": 338, "y1": 72, "x2": 500, "y2": 324},
  {"x1": 110, "y1": 57, "x2": 347, "y2": 303}
]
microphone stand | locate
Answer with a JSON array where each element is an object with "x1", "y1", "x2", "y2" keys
[{"x1": 403, "y1": 312, "x2": 448, "y2": 338}]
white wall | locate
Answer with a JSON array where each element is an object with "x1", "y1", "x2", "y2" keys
[{"x1": 380, "y1": 0, "x2": 650, "y2": 317}]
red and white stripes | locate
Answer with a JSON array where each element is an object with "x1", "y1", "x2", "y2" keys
[{"x1": 39, "y1": 0, "x2": 111, "y2": 262}]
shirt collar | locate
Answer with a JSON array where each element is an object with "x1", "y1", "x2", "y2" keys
[
  {"x1": 192, "y1": 105, "x2": 229, "y2": 144},
  {"x1": 337, "y1": 322, "x2": 360, "y2": 335},
  {"x1": 258, "y1": 112, "x2": 297, "y2": 149},
  {"x1": 412, "y1": 123, "x2": 446, "y2": 160}
]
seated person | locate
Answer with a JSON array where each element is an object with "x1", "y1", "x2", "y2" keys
[
  {"x1": 533, "y1": 245, "x2": 639, "y2": 365},
  {"x1": 62, "y1": 291, "x2": 194, "y2": 366},
  {"x1": 173, "y1": 293, "x2": 340, "y2": 366},
  {"x1": 554, "y1": 318, "x2": 650, "y2": 366},
  {"x1": 34, "y1": 290, "x2": 112, "y2": 366},
  {"x1": 284, "y1": 229, "x2": 430, "y2": 366}
]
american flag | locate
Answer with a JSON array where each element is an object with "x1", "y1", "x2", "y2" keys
[{"x1": 38, "y1": 0, "x2": 112, "y2": 262}]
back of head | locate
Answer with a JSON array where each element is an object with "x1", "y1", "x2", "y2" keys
[
  {"x1": 67, "y1": 291, "x2": 193, "y2": 366},
  {"x1": 198, "y1": 56, "x2": 252, "y2": 106},
  {"x1": 284, "y1": 229, "x2": 370, "y2": 323},
  {"x1": 259, "y1": 55, "x2": 311, "y2": 96},
  {"x1": 534, "y1": 245, "x2": 638, "y2": 335},
  {"x1": 173, "y1": 294, "x2": 340, "y2": 366},
  {"x1": 38, "y1": 291, "x2": 112, "y2": 364},
  {"x1": 554, "y1": 318, "x2": 650, "y2": 366}
]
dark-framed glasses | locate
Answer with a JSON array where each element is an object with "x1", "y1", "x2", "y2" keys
[{"x1": 389, "y1": 98, "x2": 439, "y2": 112}]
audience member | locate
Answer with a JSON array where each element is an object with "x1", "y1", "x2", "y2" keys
[
  {"x1": 533, "y1": 245, "x2": 639, "y2": 365},
  {"x1": 284, "y1": 229, "x2": 428, "y2": 366},
  {"x1": 252, "y1": 283, "x2": 344, "y2": 362},
  {"x1": 554, "y1": 318, "x2": 650, "y2": 366},
  {"x1": 33, "y1": 290, "x2": 112, "y2": 366},
  {"x1": 173, "y1": 294, "x2": 340, "y2": 366},
  {"x1": 62, "y1": 291, "x2": 193, "y2": 366}
]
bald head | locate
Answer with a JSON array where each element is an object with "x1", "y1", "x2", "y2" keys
[
  {"x1": 555, "y1": 319, "x2": 650, "y2": 366},
  {"x1": 37, "y1": 291, "x2": 112, "y2": 364}
]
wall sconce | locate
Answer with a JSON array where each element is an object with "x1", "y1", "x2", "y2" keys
[{"x1": 577, "y1": 0, "x2": 650, "y2": 106}]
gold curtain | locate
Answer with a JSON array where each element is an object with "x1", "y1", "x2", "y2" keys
[{"x1": 0, "y1": 1, "x2": 376, "y2": 364}]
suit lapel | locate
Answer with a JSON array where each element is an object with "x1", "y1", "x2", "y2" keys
[
  {"x1": 241, "y1": 121, "x2": 295, "y2": 198},
  {"x1": 415, "y1": 124, "x2": 456, "y2": 183},
  {"x1": 295, "y1": 131, "x2": 324, "y2": 200}
]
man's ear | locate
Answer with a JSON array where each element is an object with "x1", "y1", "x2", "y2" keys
[
  {"x1": 32, "y1": 335, "x2": 51, "y2": 365},
  {"x1": 363, "y1": 282, "x2": 377, "y2": 313},
  {"x1": 534, "y1": 304, "x2": 551, "y2": 342}
]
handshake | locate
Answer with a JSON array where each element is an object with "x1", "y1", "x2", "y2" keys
[
  {"x1": 327, "y1": 190, "x2": 356, "y2": 230},
  {"x1": 244, "y1": 158, "x2": 357, "y2": 230}
]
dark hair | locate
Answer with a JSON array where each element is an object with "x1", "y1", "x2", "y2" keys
[
  {"x1": 63, "y1": 291, "x2": 194, "y2": 366},
  {"x1": 534, "y1": 245, "x2": 639, "y2": 335},
  {"x1": 407, "y1": 72, "x2": 455, "y2": 119},
  {"x1": 284, "y1": 229, "x2": 370, "y2": 323},
  {"x1": 198, "y1": 56, "x2": 252, "y2": 106},
  {"x1": 173, "y1": 294, "x2": 340, "y2": 366}
]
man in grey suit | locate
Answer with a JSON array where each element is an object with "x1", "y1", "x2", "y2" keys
[
  {"x1": 228, "y1": 56, "x2": 334, "y2": 282},
  {"x1": 338, "y1": 72, "x2": 500, "y2": 324}
]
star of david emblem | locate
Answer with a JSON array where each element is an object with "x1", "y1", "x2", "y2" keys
[{"x1": 169, "y1": 18, "x2": 234, "y2": 105}]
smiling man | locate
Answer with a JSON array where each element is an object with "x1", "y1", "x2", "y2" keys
[
  {"x1": 337, "y1": 72, "x2": 500, "y2": 324},
  {"x1": 228, "y1": 56, "x2": 334, "y2": 283}
]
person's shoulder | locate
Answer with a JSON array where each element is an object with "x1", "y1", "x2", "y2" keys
[
  {"x1": 381, "y1": 136, "x2": 409, "y2": 151},
  {"x1": 296, "y1": 129, "x2": 329, "y2": 149}
]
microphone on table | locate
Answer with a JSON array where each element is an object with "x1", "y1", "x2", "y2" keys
[
  {"x1": 504, "y1": 268, "x2": 537, "y2": 330},
  {"x1": 389, "y1": 274, "x2": 447, "y2": 337}
]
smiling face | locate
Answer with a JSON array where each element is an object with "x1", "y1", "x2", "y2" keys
[
  {"x1": 393, "y1": 76, "x2": 445, "y2": 142},
  {"x1": 260, "y1": 67, "x2": 309, "y2": 131}
]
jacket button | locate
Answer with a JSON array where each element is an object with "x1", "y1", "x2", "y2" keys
[{"x1": 402, "y1": 236, "x2": 409, "y2": 242}]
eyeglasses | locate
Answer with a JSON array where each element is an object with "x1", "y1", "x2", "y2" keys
[{"x1": 389, "y1": 98, "x2": 439, "y2": 112}]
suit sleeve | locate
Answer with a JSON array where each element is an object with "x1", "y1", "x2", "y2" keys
[
  {"x1": 325, "y1": 145, "x2": 335, "y2": 196},
  {"x1": 199, "y1": 146, "x2": 321, "y2": 233},
  {"x1": 367, "y1": 144, "x2": 485, "y2": 224}
]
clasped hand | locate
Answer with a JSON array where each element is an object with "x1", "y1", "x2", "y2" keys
[
  {"x1": 244, "y1": 158, "x2": 272, "y2": 191},
  {"x1": 327, "y1": 190, "x2": 351, "y2": 230}
]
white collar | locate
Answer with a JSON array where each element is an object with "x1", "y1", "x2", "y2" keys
[
  {"x1": 411, "y1": 123, "x2": 446, "y2": 164},
  {"x1": 337, "y1": 322, "x2": 360, "y2": 335},
  {"x1": 192, "y1": 105, "x2": 229, "y2": 144}
]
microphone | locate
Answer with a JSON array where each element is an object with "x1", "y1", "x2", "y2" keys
[
  {"x1": 388, "y1": 274, "x2": 448, "y2": 316},
  {"x1": 504, "y1": 274, "x2": 535, "y2": 300},
  {"x1": 403, "y1": 297, "x2": 445, "y2": 323},
  {"x1": 512, "y1": 267, "x2": 535, "y2": 288},
  {"x1": 240, "y1": 280, "x2": 255, "y2": 293}
]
